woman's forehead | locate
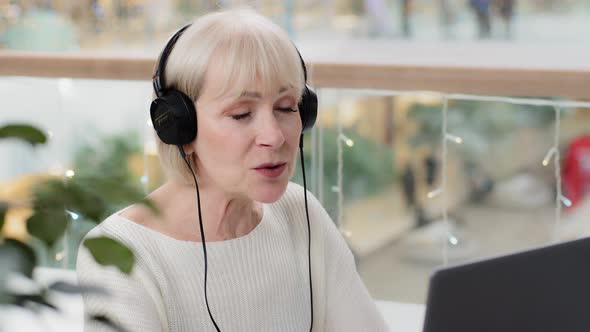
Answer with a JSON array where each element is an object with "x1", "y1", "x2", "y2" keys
[
  {"x1": 190, "y1": 35, "x2": 304, "y2": 105},
  {"x1": 202, "y1": 82, "x2": 296, "y2": 105},
  {"x1": 201, "y1": 62, "x2": 298, "y2": 101}
]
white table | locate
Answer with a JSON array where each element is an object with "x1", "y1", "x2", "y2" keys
[{"x1": 376, "y1": 300, "x2": 425, "y2": 332}]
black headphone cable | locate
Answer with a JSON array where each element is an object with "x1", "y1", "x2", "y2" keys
[
  {"x1": 299, "y1": 135, "x2": 314, "y2": 332},
  {"x1": 178, "y1": 138, "x2": 313, "y2": 332},
  {"x1": 179, "y1": 145, "x2": 222, "y2": 332}
]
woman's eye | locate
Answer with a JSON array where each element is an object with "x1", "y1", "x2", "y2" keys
[
  {"x1": 275, "y1": 107, "x2": 297, "y2": 113},
  {"x1": 231, "y1": 112, "x2": 251, "y2": 120}
]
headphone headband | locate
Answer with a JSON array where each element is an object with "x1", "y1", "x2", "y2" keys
[
  {"x1": 153, "y1": 24, "x2": 310, "y2": 95},
  {"x1": 153, "y1": 24, "x2": 192, "y2": 97},
  {"x1": 294, "y1": 46, "x2": 308, "y2": 83}
]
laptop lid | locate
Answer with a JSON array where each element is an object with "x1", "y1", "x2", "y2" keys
[{"x1": 423, "y1": 236, "x2": 590, "y2": 332}]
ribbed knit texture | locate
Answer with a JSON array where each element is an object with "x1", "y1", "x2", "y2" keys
[{"x1": 76, "y1": 182, "x2": 390, "y2": 331}]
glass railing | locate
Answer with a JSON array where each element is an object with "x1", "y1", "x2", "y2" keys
[
  {"x1": 309, "y1": 89, "x2": 590, "y2": 304},
  {"x1": 1, "y1": 51, "x2": 589, "y2": 331},
  {"x1": 2, "y1": 74, "x2": 589, "y2": 304}
]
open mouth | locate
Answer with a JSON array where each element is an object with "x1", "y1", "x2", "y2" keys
[
  {"x1": 263, "y1": 164, "x2": 284, "y2": 170},
  {"x1": 254, "y1": 163, "x2": 287, "y2": 178},
  {"x1": 255, "y1": 162, "x2": 287, "y2": 170}
]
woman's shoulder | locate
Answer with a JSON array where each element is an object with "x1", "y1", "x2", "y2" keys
[
  {"x1": 81, "y1": 205, "x2": 166, "y2": 251},
  {"x1": 94, "y1": 184, "x2": 175, "y2": 244},
  {"x1": 76, "y1": 211, "x2": 173, "y2": 285},
  {"x1": 118, "y1": 203, "x2": 152, "y2": 226},
  {"x1": 81, "y1": 211, "x2": 141, "y2": 246}
]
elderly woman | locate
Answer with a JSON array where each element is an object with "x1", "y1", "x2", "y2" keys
[{"x1": 77, "y1": 9, "x2": 389, "y2": 332}]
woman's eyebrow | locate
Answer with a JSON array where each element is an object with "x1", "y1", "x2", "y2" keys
[
  {"x1": 238, "y1": 87, "x2": 289, "y2": 99},
  {"x1": 239, "y1": 91, "x2": 262, "y2": 99}
]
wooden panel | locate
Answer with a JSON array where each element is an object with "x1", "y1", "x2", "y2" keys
[
  {"x1": 1, "y1": 45, "x2": 589, "y2": 98},
  {"x1": 0, "y1": 51, "x2": 155, "y2": 80},
  {"x1": 309, "y1": 63, "x2": 590, "y2": 99}
]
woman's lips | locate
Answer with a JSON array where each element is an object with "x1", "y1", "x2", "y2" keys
[{"x1": 254, "y1": 163, "x2": 287, "y2": 178}]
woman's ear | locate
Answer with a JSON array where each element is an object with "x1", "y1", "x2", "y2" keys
[{"x1": 182, "y1": 143, "x2": 195, "y2": 156}]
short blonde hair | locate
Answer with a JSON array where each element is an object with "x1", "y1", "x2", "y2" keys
[{"x1": 154, "y1": 9, "x2": 305, "y2": 184}]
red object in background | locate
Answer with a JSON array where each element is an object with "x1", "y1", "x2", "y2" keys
[{"x1": 562, "y1": 135, "x2": 590, "y2": 209}]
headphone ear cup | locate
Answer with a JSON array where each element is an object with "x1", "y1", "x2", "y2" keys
[
  {"x1": 299, "y1": 85, "x2": 318, "y2": 132},
  {"x1": 150, "y1": 90, "x2": 197, "y2": 145}
]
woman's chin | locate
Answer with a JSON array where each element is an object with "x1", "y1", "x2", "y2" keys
[{"x1": 251, "y1": 180, "x2": 289, "y2": 203}]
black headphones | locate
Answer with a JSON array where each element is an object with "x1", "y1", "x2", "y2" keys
[
  {"x1": 149, "y1": 23, "x2": 317, "y2": 332},
  {"x1": 150, "y1": 23, "x2": 318, "y2": 147}
]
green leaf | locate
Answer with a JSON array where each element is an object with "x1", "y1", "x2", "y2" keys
[
  {"x1": 26, "y1": 208, "x2": 68, "y2": 248},
  {"x1": 0, "y1": 239, "x2": 36, "y2": 278},
  {"x1": 77, "y1": 175, "x2": 145, "y2": 205},
  {"x1": 71, "y1": 175, "x2": 159, "y2": 221},
  {"x1": 0, "y1": 201, "x2": 8, "y2": 232},
  {"x1": 139, "y1": 198, "x2": 159, "y2": 216},
  {"x1": 0, "y1": 239, "x2": 37, "y2": 303},
  {"x1": 83, "y1": 237, "x2": 135, "y2": 275},
  {"x1": 31, "y1": 178, "x2": 107, "y2": 223},
  {"x1": 0, "y1": 124, "x2": 47, "y2": 146},
  {"x1": 29, "y1": 174, "x2": 157, "y2": 228}
]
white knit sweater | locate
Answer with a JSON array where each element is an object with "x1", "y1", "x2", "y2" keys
[{"x1": 76, "y1": 182, "x2": 390, "y2": 331}]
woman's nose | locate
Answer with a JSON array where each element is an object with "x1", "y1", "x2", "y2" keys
[{"x1": 255, "y1": 111, "x2": 286, "y2": 149}]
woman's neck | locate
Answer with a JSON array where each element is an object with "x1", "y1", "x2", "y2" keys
[{"x1": 153, "y1": 180, "x2": 263, "y2": 242}]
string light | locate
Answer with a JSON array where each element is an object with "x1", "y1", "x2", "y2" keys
[
  {"x1": 318, "y1": 92, "x2": 325, "y2": 205},
  {"x1": 445, "y1": 133, "x2": 463, "y2": 144},
  {"x1": 66, "y1": 210, "x2": 80, "y2": 221},
  {"x1": 422, "y1": 97, "x2": 465, "y2": 266},
  {"x1": 339, "y1": 133, "x2": 354, "y2": 147},
  {"x1": 62, "y1": 166, "x2": 73, "y2": 268},
  {"x1": 542, "y1": 147, "x2": 557, "y2": 167},
  {"x1": 56, "y1": 80, "x2": 73, "y2": 269},
  {"x1": 143, "y1": 116, "x2": 154, "y2": 194},
  {"x1": 441, "y1": 97, "x2": 451, "y2": 265},
  {"x1": 540, "y1": 108, "x2": 571, "y2": 221},
  {"x1": 335, "y1": 100, "x2": 356, "y2": 238},
  {"x1": 427, "y1": 188, "x2": 443, "y2": 199},
  {"x1": 336, "y1": 102, "x2": 344, "y2": 230},
  {"x1": 549, "y1": 105, "x2": 569, "y2": 243}
]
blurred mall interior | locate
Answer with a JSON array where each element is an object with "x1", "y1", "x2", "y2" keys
[{"x1": 1, "y1": 1, "x2": 590, "y2": 330}]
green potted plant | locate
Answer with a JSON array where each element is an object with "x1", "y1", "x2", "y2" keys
[{"x1": 0, "y1": 123, "x2": 155, "y2": 330}]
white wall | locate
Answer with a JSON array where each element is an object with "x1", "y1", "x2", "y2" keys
[{"x1": 0, "y1": 77, "x2": 153, "y2": 182}]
